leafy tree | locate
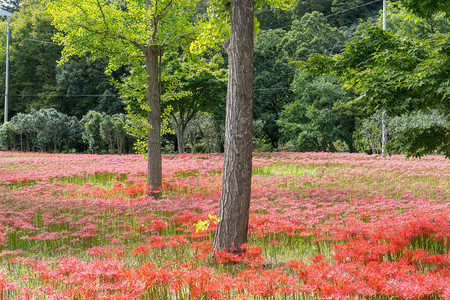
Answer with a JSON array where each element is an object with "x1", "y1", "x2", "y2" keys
[
  {"x1": 255, "y1": 4, "x2": 291, "y2": 30},
  {"x1": 47, "y1": 0, "x2": 201, "y2": 197},
  {"x1": 399, "y1": 0, "x2": 450, "y2": 21},
  {"x1": 99, "y1": 113, "x2": 129, "y2": 153},
  {"x1": 162, "y1": 54, "x2": 227, "y2": 154},
  {"x1": 0, "y1": 108, "x2": 81, "y2": 152},
  {"x1": 0, "y1": 0, "x2": 62, "y2": 118},
  {"x1": 252, "y1": 12, "x2": 345, "y2": 150},
  {"x1": 384, "y1": 4, "x2": 450, "y2": 39},
  {"x1": 184, "y1": 112, "x2": 225, "y2": 153},
  {"x1": 193, "y1": 0, "x2": 293, "y2": 252},
  {"x1": 253, "y1": 29, "x2": 295, "y2": 149},
  {"x1": 290, "y1": 0, "x2": 332, "y2": 21},
  {"x1": 305, "y1": 24, "x2": 449, "y2": 157},
  {"x1": 278, "y1": 70, "x2": 355, "y2": 152},
  {"x1": 282, "y1": 11, "x2": 345, "y2": 60},
  {"x1": 354, "y1": 109, "x2": 447, "y2": 155},
  {"x1": 50, "y1": 56, "x2": 123, "y2": 118},
  {"x1": 330, "y1": 0, "x2": 380, "y2": 27},
  {"x1": 81, "y1": 111, "x2": 105, "y2": 154},
  {"x1": 0, "y1": 0, "x2": 20, "y2": 12}
]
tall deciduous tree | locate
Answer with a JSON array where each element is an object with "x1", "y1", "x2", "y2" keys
[
  {"x1": 47, "y1": 0, "x2": 199, "y2": 197},
  {"x1": 213, "y1": 0, "x2": 255, "y2": 252},
  {"x1": 193, "y1": 0, "x2": 293, "y2": 252},
  {"x1": 163, "y1": 54, "x2": 227, "y2": 154}
]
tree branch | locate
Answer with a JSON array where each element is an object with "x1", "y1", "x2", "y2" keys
[{"x1": 96, "y1": 0, "x2": 110, "y2": 32}]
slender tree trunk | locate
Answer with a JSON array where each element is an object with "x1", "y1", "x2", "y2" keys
[
  {"x1": 145, "y1": 46, "x2": 163, "y2": 199},
  {"x1": 177, "y1": 123, "x2": 185, "y2": 154},
  {"x1": 213, "y1": 0, "x2": 254, "y2": 252}
]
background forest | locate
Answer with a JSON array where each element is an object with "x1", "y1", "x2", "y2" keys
[{"x1": 0, "y1": 0, "x2": 448, "y2": 155}]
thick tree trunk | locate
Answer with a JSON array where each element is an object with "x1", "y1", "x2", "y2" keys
[
  {"x1": 145, "y1": 46, "x2": 163, "y2": 199},
  {"x1": 213, "y1": 0, "x2": 254, "y2": 252}
]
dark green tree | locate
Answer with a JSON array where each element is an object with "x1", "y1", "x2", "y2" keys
[
  {"x1": 278, "y1": 70, "x2": 355, "y2": 152},
  {"x1": 330, "y1": 0, "x2": 380, "y2": 27},
  {"x1": 282, "y1": 11, "x2": 345, "y2": 60},
  {"x1": 51, "y1": 57, "x2": 123, "y2": 118},
  {"x1": 305, "y1": 24, "x2": 449, "y2": 157},
  {"x1": 291, "y1": 0, "x2": 332, "y2": 21},
  {"x1": 255, "y1": 4, "x2": 291, "y2": 30},
  {"x1": 253, "y1": 29, "x2": 295, "y2": 149},
  {"x1": 163, "y1": 54, "x2": 227, "y2": 154},
  {"x1": 0, "y1": 0, "x2": 62, "y2": 118},
  {"x1": 399, "y1": 0, "x2": 450, "y2": 21}
]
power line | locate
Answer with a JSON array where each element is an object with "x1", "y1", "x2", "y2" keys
[
  {"x1": 8, "y1": 94, "x2": 119, "y2": 97},
  {"x1": 7, "y1": 83, "x2": 339, "y2": 98},
  {"x1": 12, "y1": 35, "x2": 59, "y2": 45}
]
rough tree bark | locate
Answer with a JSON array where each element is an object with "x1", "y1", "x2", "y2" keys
[
  {"x1": 145, "y1": 45, "x2": 163, "y2": 199},
  {"x1": 213, "y1": 0, "x2": 254, "y2": 252}
]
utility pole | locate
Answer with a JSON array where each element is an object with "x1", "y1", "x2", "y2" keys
[
  {"x1": 381, "y1": 0, "x2": 387, "y2": 154},
  {"x1": 1, "y1": 9, "x2": 12, "y2": 123}
]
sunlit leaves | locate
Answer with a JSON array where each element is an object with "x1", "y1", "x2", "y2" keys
[
  {"x1": 46, "y1": 0, "x2": 198, "y2": 72},
  {"x1": 191, "y1": 0, "x2": 294, "y2": 54}
]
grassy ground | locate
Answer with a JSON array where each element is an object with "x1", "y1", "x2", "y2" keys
[{"x1": 0, "y1": 151, "x2": 449, "y2": 299}]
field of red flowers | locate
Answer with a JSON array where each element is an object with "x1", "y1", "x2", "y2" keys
[{"x1": 0, "y1": 151, "x2": 449, "y2": 299}]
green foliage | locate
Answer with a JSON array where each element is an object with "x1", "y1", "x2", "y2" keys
[
  {"x1": 0, "y1": 0, "x2": 63, "y2": 117},
  {"x1": 384, "y1": 4, "x2": 450, "y2": 40},
  {"x1": 53, "y1": 56, "x2": 123, "y2": 117},
  {"x1": 304, "y1": 24, "x2": 450, "y2": 157},
  {"x1": 282, "y1": 11, "x2": 345, "y2": 60},
  {"x1": 124, "y1": 112, "x2": 149, "y2": 155},
  {"x1": 162, "y1": 53, "x2": 227, "y2": 153},
  {"x1": 330, "y1": 0, "x2": 380, "y2": 27},
  {"x1": 253, "y1": 29, "x2": 295, "y2": 148},
  {"x1": 399, "y1": 0, "x2": 450, "y2": 21},
  {"x1": 254, "y1": 4, "x2": 292, "y2": 30},
  {"x1": 290, "y1": 0, "x2": 332, "y2": 21},
  {"x1": 0, "y1": 108, "x2": 81, "y2": 152},
  {"x1": 0, "y1": 0, "x2": 20, "y2": 12},
  {"x1": 191, "y1": 0, "x2": 294, "y2": 54},
  {"x1": 354, "y1": 110, "x2": 448, "y2": 155},
  {"x1": 183, "y1": 112, "x2": 225, "y2": 153},
  {"x1": 0, "y1": 108, "x2": 133, "y2": 153},
  {"x1": 0, "y1": 0, "x2": 121, "y2": 120},
  {"x1": 278, "y1": 70, "x2": 355, "y2": 152},
  {"x1": 47, "y1": 0, "x2": 199, "y2": 72},
  {"x1": 252, "y1": 12, "x2": 345, "y2": 149}
]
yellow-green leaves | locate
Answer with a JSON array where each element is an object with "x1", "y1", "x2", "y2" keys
[
  {"x1": 190, "y1": 14, "x2": 230, "y2": 54},
  {"x1": 47, "y1": 0, "x2": 199, "y2": 71},
  {"x1": 255, "y1": 0, "x2": 293, "y2": 10},
  {"x1": 191, "y1": 0, "x2": 294, "y2": 54}
]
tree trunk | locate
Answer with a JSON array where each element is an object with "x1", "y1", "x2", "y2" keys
[
  {"x1": 213, "y1": 0, "x2": 254, "y2": 252},
  {"x1": 177, "y1": 123, "x2": 185, "y2": 154},
  {"x1": 145, "y1": 46, "x2": 163, "y2": 199}
]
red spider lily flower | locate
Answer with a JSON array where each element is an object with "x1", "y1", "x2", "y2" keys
[{"x1": 286, "y1": 260, "x2": 305, "y2": 270}]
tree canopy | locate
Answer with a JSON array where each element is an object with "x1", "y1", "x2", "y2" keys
[
  {"x1": 47, "y1": 0, "x2": 201, "y2": 197},
  {"x1": 304, "y1": 23, "x2": 449, "y2": 157}
]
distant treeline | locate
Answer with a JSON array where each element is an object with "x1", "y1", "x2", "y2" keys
[{"x1": 0, "y1": 109, "x2": 135, "y2": 154}]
